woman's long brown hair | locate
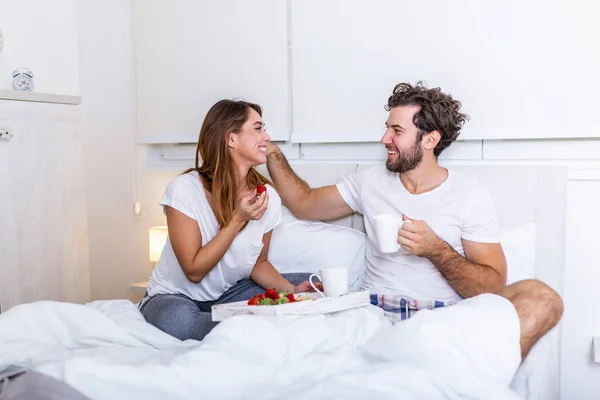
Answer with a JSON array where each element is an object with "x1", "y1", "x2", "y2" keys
[{"x1": 185, "y1": 99, "x2": 273, "y2": 228}]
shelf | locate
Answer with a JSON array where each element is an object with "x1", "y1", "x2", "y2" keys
[
  {"x1": 137, "y1": 127, "x2": 600, "y2": 145},
  {"x1": 0, "y1": 90, "x2": 81, "y2": 105},
  {"x1": 137, "y1": 133, "x2": 198, "y2": 144},
  {"x1": 291, "y1": 128, "x2": 600, "y2": 144},
  {"x1": 130, "y1": 281, "x2": 148, "y2": 295},
  {"x1": 137, "y1": 133, "x2": 293, "y2": 145}
]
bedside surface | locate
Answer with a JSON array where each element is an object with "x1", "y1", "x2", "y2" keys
[{"x1": 130, "y1": 281, "x2": 148, "y2": 295}]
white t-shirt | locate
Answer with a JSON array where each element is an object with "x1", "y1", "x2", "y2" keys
[
  {"x1": 146, "y1": 171, "x2": 282, "y2": 301},
  {"x1": 336, "y1": 166, "x2": 499, "y2": 303}
]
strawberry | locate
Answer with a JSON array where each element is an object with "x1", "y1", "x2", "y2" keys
[
  {"x1": 265, "y1": 288, "x2": 279, "y2": 300},
  {"x1": 258, "y1": 298, "x2": 274, "y2": 305},
  {"x1": 256, "y1": 184, "x2": 267, "y2": 195},
  {"x1": 249, "y1": 290, "x2": 298, "y2": 306}
]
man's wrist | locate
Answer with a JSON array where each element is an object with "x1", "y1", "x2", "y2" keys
[{"x1": 425, "y1": 238, "x2": 451, "y2": 261}]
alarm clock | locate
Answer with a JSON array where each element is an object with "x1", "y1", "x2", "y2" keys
[{"x1": 12, "y1": 68, "x2": 34, "y2": 92}]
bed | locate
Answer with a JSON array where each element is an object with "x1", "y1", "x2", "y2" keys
[
  {"x1": 0, "y1": 164, "x2": 568, "y2": 400},
  {"x1": 265, "y1": 163, "x2": 568, "y2": 400}
]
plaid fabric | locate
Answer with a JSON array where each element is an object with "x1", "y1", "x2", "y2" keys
[{"x1": 370, "y1": 294, "x2": 455, "y2": 324}]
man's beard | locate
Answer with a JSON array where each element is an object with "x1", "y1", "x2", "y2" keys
[{"x1": 385, "y1": 139, "x2": 423, "y2": 174}]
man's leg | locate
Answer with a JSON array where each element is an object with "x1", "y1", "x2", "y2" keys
[{"x1": 496, "y1": 279, "x2": 564, "y2": 359}]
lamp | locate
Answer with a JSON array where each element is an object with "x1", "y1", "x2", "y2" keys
[{"x1": 149, "y1": 225, "x2": 168, "y2": 264}]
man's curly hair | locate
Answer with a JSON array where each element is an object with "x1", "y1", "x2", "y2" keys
[{"x1": 385, "y1": 82, "x2": 469, "y2": 157}]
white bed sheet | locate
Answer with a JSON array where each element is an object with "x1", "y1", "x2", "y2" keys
[
  {"x1": 510, "y1": 323, "x2": 562, "y2": 399},
  {"x1": 0, "y1": 295, "x2": 526, "y2": 400}
]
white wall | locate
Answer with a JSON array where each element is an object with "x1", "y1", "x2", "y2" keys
[
  {"x1": 561, "y1": 180, "x2": 600, "y2": 399},
  {"x1": 77, "y1": 0, "x2": 149, "y2": 301},
  {"x1": 0, "y1": 0, "x2": 80, "y2": 94}
]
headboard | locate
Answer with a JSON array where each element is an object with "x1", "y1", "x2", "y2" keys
[{"x1": 258, "y1": 163, "x2": 569, "y2": 295}]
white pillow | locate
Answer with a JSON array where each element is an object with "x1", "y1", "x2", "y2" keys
[
  {"x1": 497, "y1": 223, "x2": 537, "y2": 284},
  {"x1": 269, "y1": 208, "x2": 367, "y2": 290}
]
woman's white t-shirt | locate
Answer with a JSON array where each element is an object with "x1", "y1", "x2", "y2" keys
[{"x1": 146, "y1": 171, "x2": 282, "y2": 301}]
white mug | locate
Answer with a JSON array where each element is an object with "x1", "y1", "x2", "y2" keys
[
  {"x1": 309, "y1": 267, "x2": 349, "y2": 298},
  {"x1": 373, "y1": 214, "x2": 410, "y2": 253}
]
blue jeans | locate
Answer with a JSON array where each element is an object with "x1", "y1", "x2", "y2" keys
[{"x1": 139, "y1": 273, "x2": 310, "y2": 341}]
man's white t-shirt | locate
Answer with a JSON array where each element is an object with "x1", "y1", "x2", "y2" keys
[
  {"x1": 336, "y1": 166, "x2": 499, "y2": 303},
  {"x1": 146, "y1": 171, "x2": 282, "y2": 302}
]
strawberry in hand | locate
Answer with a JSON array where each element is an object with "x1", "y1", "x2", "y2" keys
[{"x1": 256, "y1": 184, "x2": 267, "y2": 195}]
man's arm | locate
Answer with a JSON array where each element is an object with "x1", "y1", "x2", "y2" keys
[
  {"x1": 398, "y1": 216, "x2": 507, "y2": 298},
  {"x1": 266, "y1": 143, "x2": 354, "y2": 221},
  {"x1": 427, "y1": 239, "x2": 506, "y2": 298}
]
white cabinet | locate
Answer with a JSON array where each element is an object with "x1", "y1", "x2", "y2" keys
[
  {"x1": 134, "y1": 0, "x2": 290, "y2": 142},
  {"x1": 0, "y1": 100, "x2": 90, "y2": 310}
]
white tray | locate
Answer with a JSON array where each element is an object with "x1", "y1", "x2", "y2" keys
[{"x1": 211, "y1": 290, "x2": 371, "y2": 322}]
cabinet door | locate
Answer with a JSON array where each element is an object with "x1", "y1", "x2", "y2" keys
[
  {"x1": 0, "y1": 102, "x2": 89, "y2": 310},
  {"x1": 135, "y1": 0, "x2": 290, "y2": 142}
]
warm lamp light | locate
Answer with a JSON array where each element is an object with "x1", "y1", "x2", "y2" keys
[{"x1": 149, "y1": 225, "x2": 168, "y2": 263}]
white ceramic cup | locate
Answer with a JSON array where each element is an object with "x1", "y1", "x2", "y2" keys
[
  {"x1": 373, "y1": 214, "x2": 410, "y2": 253},
  {"x1": 309, "y1": 267, "x2": 349, "y2": 298}
]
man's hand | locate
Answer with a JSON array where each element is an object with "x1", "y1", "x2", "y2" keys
[
  {"x1": 266, "y1": 142, "x2": 281, "y2": 158},
  {"x1": 397, "y1": 214, "x2": 444, "y2": 258},
  {"x1": 265, "y1": 142, "x2": 354, "y2": 221},
  {"x1": 398, "y1": 215, "x2": 507, "y2": 298}
]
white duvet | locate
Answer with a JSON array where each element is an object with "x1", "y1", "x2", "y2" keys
[{"x1": 0, "y1": 294, "x2": 525, "y2": 400}]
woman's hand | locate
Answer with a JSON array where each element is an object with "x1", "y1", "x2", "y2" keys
[
  {"x1": 232, "y1": 192, "x2": 269, "y2": 224},
  {"x1": 292, "y1": 280, "x2": 323, "y2": 294}
]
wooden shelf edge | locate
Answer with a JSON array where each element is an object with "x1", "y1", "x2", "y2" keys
[{"x1": 0, "y1": 90, "x2": 81, "y2": 105}]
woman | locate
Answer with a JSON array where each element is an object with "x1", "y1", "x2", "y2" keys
[{"x1": 140, "y1": 99, "x2": 313, "y2": 341}]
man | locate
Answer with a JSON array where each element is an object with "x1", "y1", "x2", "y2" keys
[{"x1": 266, "y1": 82, "x2": 562, "y2": 359}]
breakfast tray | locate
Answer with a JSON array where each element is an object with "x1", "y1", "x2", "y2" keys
[{"x1": 211, "y1": 290, "x2": 370, "y2": 322}]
